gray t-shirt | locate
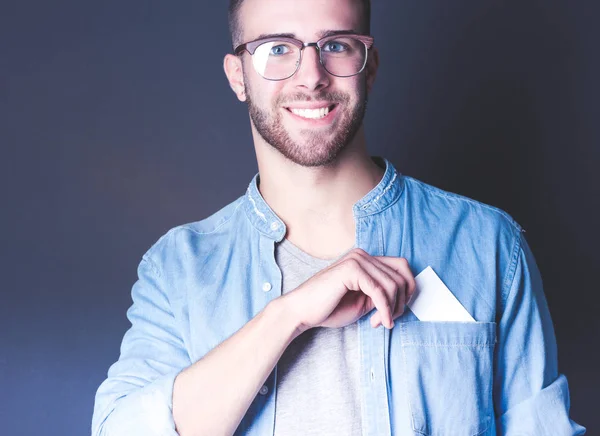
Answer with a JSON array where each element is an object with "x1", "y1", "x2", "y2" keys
[{"x1": 273, "y1": 238, "x2": 361, "y2": 436}]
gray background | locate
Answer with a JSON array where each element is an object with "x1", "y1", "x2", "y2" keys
[{"x1": 1, "y1": 1, "x2": 598, "y2": 434}]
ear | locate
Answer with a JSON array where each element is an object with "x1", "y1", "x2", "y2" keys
[
  {"x1": 365, "y1": 46, "x2": 379, "y2": 94},
  {"x1": 223, "y1": 53, "x2": 247, "y2": 102}
]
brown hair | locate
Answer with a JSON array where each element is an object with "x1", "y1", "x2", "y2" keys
[{"x1": 228, "y1": 0, "x2": 372, "y2": 48}]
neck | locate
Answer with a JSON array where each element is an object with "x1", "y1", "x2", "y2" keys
[{"x1": 253, "y1": 128, "x2": 385, "y2": 258}]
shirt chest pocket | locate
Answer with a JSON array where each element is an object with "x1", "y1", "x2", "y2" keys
[{"x1": 399, "y1": 321, "x2": 497, "y2": 436}]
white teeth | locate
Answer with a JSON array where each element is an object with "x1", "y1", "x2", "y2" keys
[{"x1": 290, "y1": 106, "x2": 330, "y2": 119}]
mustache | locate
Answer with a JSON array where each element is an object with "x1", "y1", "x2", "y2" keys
[{"x1": 276, "y1": 91, "x2": 350, "y2": 106}]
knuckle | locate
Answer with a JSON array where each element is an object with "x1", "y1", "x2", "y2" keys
[
  {"x1": 343, "y1": 257, "x2": 361, "y2": 271},
  {"x1": 398, "y1": 257, "x2": 409, "y2": 267},
  {"x1": 351, "y1": 248, "x2": 368, "y2": 257},
  {"x1": 383, "y1": 276, "x2": 396, "y2": 289}
]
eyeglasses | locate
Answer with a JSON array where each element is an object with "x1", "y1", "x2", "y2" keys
[{"x1": 234, "y1": 33, "x2": 374, "y2": 81}]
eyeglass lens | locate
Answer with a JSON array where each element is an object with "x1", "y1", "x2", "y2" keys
[{"x1": 251, "y1": 36, "x2": 367, "y2": 80}]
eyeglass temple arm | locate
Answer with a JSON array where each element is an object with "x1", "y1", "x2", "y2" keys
[{"x1": 234, "y1": 43, "x2": 248, "y2": 56}]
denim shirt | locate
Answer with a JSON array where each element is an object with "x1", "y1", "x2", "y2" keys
[{"x1": 92, "y1": 156, "x2": 585, "y2": 435}]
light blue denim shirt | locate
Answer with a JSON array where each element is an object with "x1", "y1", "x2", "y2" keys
[{"x1": 92, "y1": 156, "x2": 585, "y2": 435}]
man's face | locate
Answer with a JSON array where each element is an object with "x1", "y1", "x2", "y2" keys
[{"x1": 237, "y1": 0, "x2": 372, "y2": 167}]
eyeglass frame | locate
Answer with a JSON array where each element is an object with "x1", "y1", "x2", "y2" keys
[{"x1": 233, "y1": 33, "x2": 375, "y2": 81}]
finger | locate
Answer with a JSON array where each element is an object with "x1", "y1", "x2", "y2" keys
[
  {"x1": 358, "y1": 271, "x2": 394, "y2": 329},
  {"x1": 370, "y1": 310, "x2": 383, "y2": 328},
  {"x1": 369, "y1": 257, "x2": 415, "y2": 328},
  {"x1": 391, "y1": 283, "x2": 406, "y2": 318},
  {"x1": 371, "y1": 285, "x2": 407, "y2": 328},
  {"x1": 366, "y1": 256, "x2": 407, "y2": 315},
  {"x1": 341, "y1": 262, "x2": 394, "y2": 329},
  {"x1": 349, "y1": 252, "x2": 398, "y2": 329},
  {"x1": 355, "y1": 253, "x2": 410, "y2": 328},
  {"x1": 341, "y1": 251, "x2": 414, "y2": 329},
  {"x1": 376, "y1": 256, "x2": 417, "y2": 302}
]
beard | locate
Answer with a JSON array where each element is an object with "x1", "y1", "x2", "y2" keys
[{"x1": 244, "y1": 77, "x2": 368, "y2": 168}]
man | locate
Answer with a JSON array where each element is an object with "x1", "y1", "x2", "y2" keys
[{"x1": 92, "y1": 0, "x2": 585, "y2": 434}]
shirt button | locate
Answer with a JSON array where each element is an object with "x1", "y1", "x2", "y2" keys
[
  {"x1": 259, "y1": 385, "x2": 269, "y2": 395},
  {"x1": 370, "y1": 368, "x2": 375, "y2": 382},
  {"x1": 270, "y1": 222, "x2": 279, "y2": 231},
  {"x1": 262, "y1": 282, "x2": 272, "y2": 292}
]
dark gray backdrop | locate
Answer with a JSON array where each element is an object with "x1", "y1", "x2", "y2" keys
[{"x1": 1, "y1": 1, "x2": 597, "y2": 434}]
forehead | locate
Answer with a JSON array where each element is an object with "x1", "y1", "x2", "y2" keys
[{"x1": 238, "y1": 0, "x2": 364, "y2": 41}]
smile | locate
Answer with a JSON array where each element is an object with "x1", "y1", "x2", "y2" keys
[{"x1": 285, "y1": 104, "x2": 337, "y2": 120}]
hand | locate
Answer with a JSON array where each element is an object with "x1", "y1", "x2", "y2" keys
[{"x1": 279, "y1": 248, "x2": 416, "y2": 335}]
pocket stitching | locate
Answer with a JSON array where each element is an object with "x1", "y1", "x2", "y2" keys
[
  {"x1": 400, "y1": 322, "x2": 495, "y2": 436},
  {"x1": 401, "y1": 343, "x2": 495, "y2": 348}
]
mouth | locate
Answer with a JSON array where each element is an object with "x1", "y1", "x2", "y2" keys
[{"x1": 284, "y1": 104, "x2": 338, "y2": 123}]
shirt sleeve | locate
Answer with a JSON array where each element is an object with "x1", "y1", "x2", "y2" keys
[
  {"x1": 91, "y1": 254, "x2": 191, "y2": 436},
  {"x1": 493, "y1": 230, "x2": 586, "y2": 435}
]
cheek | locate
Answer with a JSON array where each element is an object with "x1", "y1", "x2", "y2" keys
[
  {"x1": 353, "y1": 75, "x2": 368, "y2": 96},
  {"x1": 247, "y1": 82, "x2": 284, "y2": 110},
  {"x1": 336, "y1": 77, "x2": 365, "y2": 99}
]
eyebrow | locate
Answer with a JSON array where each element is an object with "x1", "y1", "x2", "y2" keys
[{"x1": 255, "y1": 29, "x2": 361, "y2": 40}]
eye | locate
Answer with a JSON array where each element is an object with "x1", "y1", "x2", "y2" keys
[
  {"x1": 323, "y1": 40, "x2": 348, "y2": 53},
  {"x1": 269, "y1": 44, "x2": 291, "y2": 56}
]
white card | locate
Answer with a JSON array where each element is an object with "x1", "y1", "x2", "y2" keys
[{"x1": 407, "y1": 266, "x2": 476, "y2": 322}]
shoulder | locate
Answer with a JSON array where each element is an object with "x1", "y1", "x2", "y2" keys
[
  {"x1": 401, "y1": 175, "x2": 525, "y2": 290},
  {"x1": 142, "y1": 195, "x2": 246, "y2": 264},
  {"x1": 402, "y1": 174, "x2": 523, "y2": 236},
  {"x1": 400, "y1": 175, "x2": 528, "y2": 316}
]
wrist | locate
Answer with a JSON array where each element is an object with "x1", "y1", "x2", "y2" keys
[{"x1": 267, "y1": 295, "x2": 304, "y2": 340}]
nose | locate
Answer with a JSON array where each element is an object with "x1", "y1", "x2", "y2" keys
[{"x1": 292, "y1": 45, "x2": 330, "y2": 91}]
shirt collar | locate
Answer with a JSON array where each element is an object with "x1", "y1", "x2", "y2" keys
[{"x1": 243, "y1": 156, "x2": 404, "y2": 241}]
